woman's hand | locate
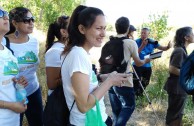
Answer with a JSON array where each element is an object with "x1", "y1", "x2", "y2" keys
[
  {"x1": 105, "y1": 71, "x2": 129, "y2": 87},
  {"x1": 5, "y1": 101, "x2": 27, "y2": 113},
  {"x1": 167, "y1": 40, "x2": 172, "y2": 49},
  {"x1": 13, "y1": 76, "x2": 28, "y2": 87}
]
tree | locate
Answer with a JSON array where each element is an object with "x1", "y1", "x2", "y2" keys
[
  {"x1": 139, "y1": 11, "x2": 172, "y2": 41},
  {"x1": 2, "y1": 0, "x2": 85, "y2": 30}
]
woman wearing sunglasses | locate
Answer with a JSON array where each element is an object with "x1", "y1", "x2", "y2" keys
[
  {"x1": 2, "y1": 7, "x2": 43, "y2": 126},
  {"x1": 0, "y1": 6, "x2": 27, "y2": 126}
]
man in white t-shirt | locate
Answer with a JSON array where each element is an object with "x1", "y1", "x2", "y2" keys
[{"x1": 104, "y1": 17, "x2": 150, "y2": 126}]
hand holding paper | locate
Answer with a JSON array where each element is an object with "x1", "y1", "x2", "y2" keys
[{"x1": 144, "y1": 51, "x2": 163, "y2": 59}]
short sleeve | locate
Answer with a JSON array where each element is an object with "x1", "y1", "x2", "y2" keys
[
  {"x1": 45, "y1": 49, "x2": 62, "y2": 67},
  {"x1": 124, "y1": 39, "x2": 139, "y2": 58},
  {"x1": 170, "y1": 49, "x2": 185, "y2": 68},
  {"x1": 67, "y1": 48, "x2": 91, "y2": 77},
  {"x1": 135, "y1": 39, "x2": 141, "y2": 47}
]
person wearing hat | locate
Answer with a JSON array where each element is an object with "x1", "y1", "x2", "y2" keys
[{"x1": 127, "y1": 25, "x2": 136, "y2": 40}]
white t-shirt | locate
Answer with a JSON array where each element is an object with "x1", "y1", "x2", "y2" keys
[
  {"x1": 61, "y1": 46, "x2": 107, "y2": 126},
  {"x1": 0, "y1": 45, "x2": 20, "y2": 126},
  {"x1": 114, "y1": 35, "x2": 139, "y2": 87},
  {"x1": 45, "y1": 42, "x2": 65, "y2": 95},
  {"x1": 2, "y1": 35, "x2": 39, "y2": 96}
]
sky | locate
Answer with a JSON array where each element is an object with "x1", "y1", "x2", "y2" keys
[{"x1": 86, "y1": 0, "x2": 194, "y2": 27}]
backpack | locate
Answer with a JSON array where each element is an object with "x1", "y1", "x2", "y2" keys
[
  {"x1": 43, "y1": 56, "x2": 75, "y2": 126},
  {"x1": 179, "y1": 50, "x2": 194, "y2": 95},
  {"x1": 99, "y1": 36, "x2": 128, "y2": 74},
  {"x1": 4, "y1": 37, "x2": 14, "y2": 55}
]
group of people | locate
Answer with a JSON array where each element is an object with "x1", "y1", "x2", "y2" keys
[
  {"x1": 0, "y1": 6, "x2": 43, "y2": 126},
  {"x1": 0, "y1": 4, "x2": 193, "y2": 126}
]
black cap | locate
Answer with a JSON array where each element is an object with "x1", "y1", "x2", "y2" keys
[{"x1": 129, "y1": 25, "x2": 136, "y2": 31}]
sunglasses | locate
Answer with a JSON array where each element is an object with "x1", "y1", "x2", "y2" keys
[
  {"x1": 0, "y1": 9, "x2": 9, "y2": 18},
  {"x1": 22, "y1": 17, "x2": 35, "y2": 24}
]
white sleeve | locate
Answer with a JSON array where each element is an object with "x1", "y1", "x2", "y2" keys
[
  {"x1": 45, "y1": 49, "x2": 62, "y2": 67},
  {"x1": 130, "y1": 40, "x2": 139, "y2": 57},
  {"x1": 68, "y1": 50, "x2": 91, "y2": 77},
  {"x1": 123, "y1": 39, "x2": 139, "y2": 58}
]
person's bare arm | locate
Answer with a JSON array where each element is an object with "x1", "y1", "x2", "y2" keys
[
  {"x1": 157, "y1": 41, "x2": 171, "y2": 51},
  {"x1": 46, "y1": 67, "x2": 61, "y2": 89},
  {"x1": 132, "y1": 54, "x2": 150, "y2": 67},
  {"x1": 169, "y1": 65, "x2": 180, "y2": 76},
  {"x1": 0, "y1": 100, "x2": 27, "y2": 113},
  {"x1": 71, "y1": 72, "x2": 129, "y2": 113}
]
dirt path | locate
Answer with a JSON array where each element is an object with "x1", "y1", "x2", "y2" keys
[{"x1": 104, "y1": 93, "x2": 167, "y2": 126}]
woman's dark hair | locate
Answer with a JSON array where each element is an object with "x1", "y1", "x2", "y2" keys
[
  {"x1": 174, "y1": 26, "x2": 192, "y2": 47},
  {"x1": 6, "y1": 7, "x2": 31, "y2": 35},
  {"x1": 63, "y1": 5, "x2": 104, "y2": 54},
  {"x1": 128, "y1": 25, "x2": 136, "y2": 35},
  {"x1": 45, "y1": 16, "x2": 69, "y2": 52}
]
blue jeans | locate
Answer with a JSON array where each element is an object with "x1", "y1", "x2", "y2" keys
[
  {"x1": 20, "y1": 88, "x2": 43, "y2": 126},
  {"x1": 109, "y1": 86, "x2": 135, "y2": 126}
]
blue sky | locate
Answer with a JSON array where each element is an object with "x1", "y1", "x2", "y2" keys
[{"x1": 86, "y1": 0, "x2": 194, "y2": 27}]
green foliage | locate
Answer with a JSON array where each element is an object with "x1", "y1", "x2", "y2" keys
[
  {"x1": 139, "y1": 12, "x2": 172, "y2": 41},
  {"x1": 2, "y1": 0, "x2": 85, "y2": 30},
  {"x1": 106, "y1": 23, "x2": 114, "y2": 31},
  {"x1": 150, "y1": 62, "x2": 168, "y2": 98}
]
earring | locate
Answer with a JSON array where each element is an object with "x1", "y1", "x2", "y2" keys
[{"x1": 14, "y1": 30, "x2": 19, "y2": 38}]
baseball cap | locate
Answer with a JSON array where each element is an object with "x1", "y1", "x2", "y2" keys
[{"x1": 129, "y1": 25, "x2": 136, "y2": 31}]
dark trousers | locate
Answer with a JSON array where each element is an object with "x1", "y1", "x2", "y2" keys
[
  {"x1": 109, "y1": 87, "x2": 135, "y2": 126},
  {"x1": 20, "y1": 88, "x2": 43, "y2": 126},
  {"x1": 166, "y1": 93, "x2": 187, "y2": 125},
  {"x1": 133, "y1": 65, "x2": 152, "y2": 96}
]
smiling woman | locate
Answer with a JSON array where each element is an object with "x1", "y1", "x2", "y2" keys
[
  {"x1": 0, "y1": 6, "x2": 27, "y2": 126},
  {"x1": 60, "y1": 5, "x2": 129, "y2": 126},
  {"x1": 2, "y1": 7, "x2": 44, "y2": 126}
]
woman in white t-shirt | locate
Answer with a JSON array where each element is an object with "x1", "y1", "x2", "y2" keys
[
  {"x1": 61, "y1": 5, "x2": 129, "y2": 126},
  {"x1": 45, "y1": 15, "x2": 69, "y2": 95},
  {"x1": 3, "y1": 7, "x2": 43, "y2": 126},
  {"x1": 0, "y1": 6, "x2": 27, "y2": 126}
]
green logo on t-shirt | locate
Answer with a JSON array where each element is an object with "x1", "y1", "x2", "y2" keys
[
  {"x1": 17, "y1": 51, "x2": 38, "y2": 64},
  {"x1": 4, "y1": 61, "x2": 19, "y2": 75}
]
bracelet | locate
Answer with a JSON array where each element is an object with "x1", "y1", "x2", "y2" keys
[
  {"x1": 3, "y1": 101, "x2": 5, "y2": 108},
  {"x1": 1, "y1": 101, "x2": 5, "y2": 109}
]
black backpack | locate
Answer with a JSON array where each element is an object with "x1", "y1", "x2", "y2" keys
[
  {"x1": 179, "y1": 50, "x2": 194, "y2": 95},
  {"x1": 43, "y1": 56, "x2": 75, "y2": 126},
  {"x1": 99, "y1": 36, "x2": 128, "y2": 74}
]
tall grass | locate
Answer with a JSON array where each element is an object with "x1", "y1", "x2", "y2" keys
[{"x1": 135, "y1": 59, "x2": 194, "y2": 125}]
